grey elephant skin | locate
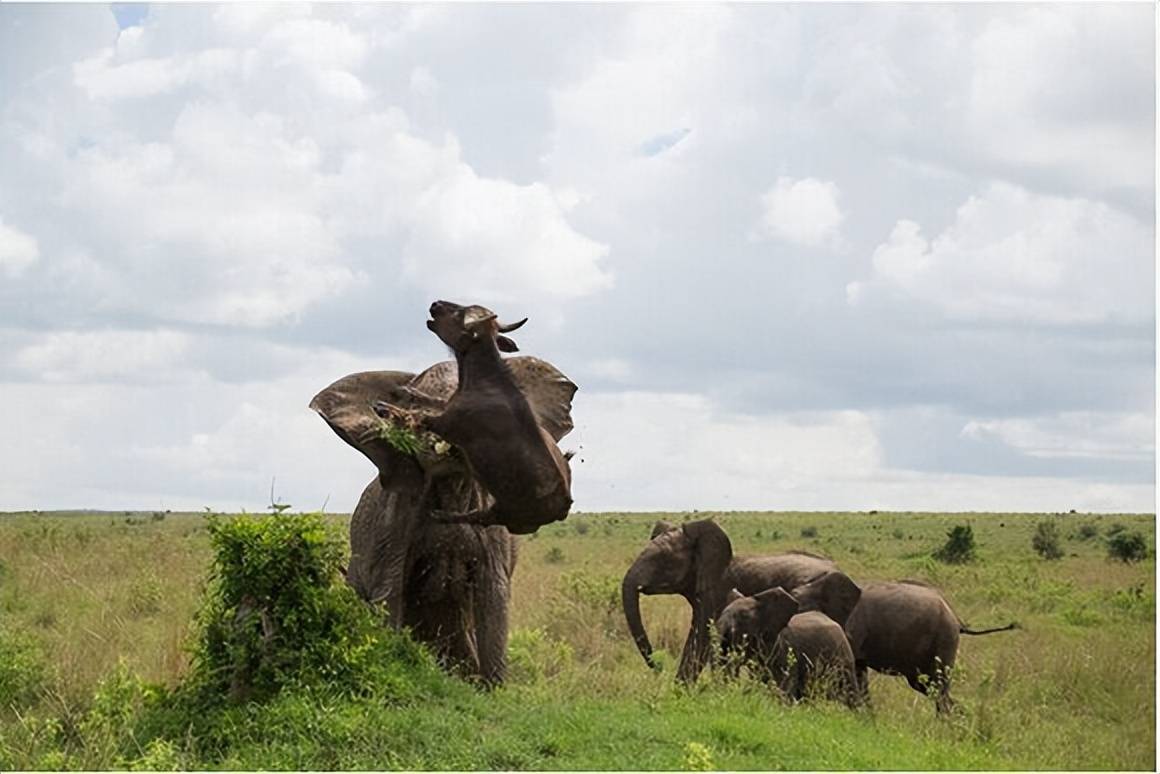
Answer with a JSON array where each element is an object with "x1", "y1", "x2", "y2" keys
[
  {"x1": 311, "y1": 356, "x2": 576, "y2": 685},
  {"x1": 839, "y1": 580, "x2": 1017, "y2": 713},
  {"x1": 717, "y1": 584, "x2": 860, "y2": 707},
  {"x1": 621, "y1": 519, "x2": 837, "y2": 684}
]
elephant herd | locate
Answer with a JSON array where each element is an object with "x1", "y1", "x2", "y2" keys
[
  {"x1": 311, "y1": 300, "x2": 1016, "y2": 709},
  {"x1": 624, "y1": 519, "x2": 1018, "y2": 712}
]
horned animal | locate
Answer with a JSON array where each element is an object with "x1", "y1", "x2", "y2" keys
[{"x1": 375, "y1": 300, "x2": 573, "y2": 535}]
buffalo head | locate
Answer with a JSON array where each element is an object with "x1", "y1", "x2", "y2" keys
[{"x1": 427, "y1": 300, "x2": 527, "y2": 355}]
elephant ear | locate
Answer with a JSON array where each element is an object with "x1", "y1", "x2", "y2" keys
[
  {"x1": 792, "y1": 571, "x2": 862, "y2": 628},
  {"x1": 505, "y1": 356, "x2": 578, "y2": 442},
  {"x1": 681, "y1": 520, "x2": 733, "y2": 608},
  {"x1": 724, "y1": 587, "x2": 745, "y2": 606},
  {"x1": 754, "y1": 587, "x2": 800, "y2": 638},
  {"x1": 408, "y1": 356, "x2": 578, "y2": 442},
  {"x1": 309, "y1": 370, "x2": 416, "y2": 474}
]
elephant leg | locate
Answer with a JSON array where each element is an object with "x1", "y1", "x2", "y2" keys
[
  {"x1": 905, "y1": 671, "x2": 930, "y2": 696},
  {"x1": 473, "y1": 548, "x2": 512, "y2": 687},
  {"x1": 854, "y1": 662, "x2": 871, "y2": 706},
  {"x1": 470, "y1": 533, "x2": 512, "y2": 691}
]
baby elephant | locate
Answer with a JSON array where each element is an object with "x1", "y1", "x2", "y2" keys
[{"x1": 716, "y1": 583, "x2": 861, "y2": 707}]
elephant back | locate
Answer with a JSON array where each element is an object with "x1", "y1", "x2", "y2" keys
[
  {"x1": 844, "y1": 582, "x2": 959, "y2": 669},
  {"x1": 727, "y1": 553, "x2": 839, "y2": 597}
]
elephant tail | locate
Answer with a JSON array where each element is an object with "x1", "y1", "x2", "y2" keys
[{"x1": 960, "y1": 621, "x2": 1019, "y2": 635}]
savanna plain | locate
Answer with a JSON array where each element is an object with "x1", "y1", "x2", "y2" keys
[{"x1": 0, "y1": 509, "x2": 1153, "y2": 770}]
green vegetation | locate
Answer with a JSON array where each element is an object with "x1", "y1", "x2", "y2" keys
[
  {"x1": 1107, "y1": 530, "x2": 1149, "y2": 563},
  {"x1": 1032, "y1": 520, "x2": 1064, "y2": 560},
  {"x1": 933, "y1": 524, "x2": 977, "y2": 564},
  {"x1": 0, "y1": 509, "x2": 1153, "y2": 770}
]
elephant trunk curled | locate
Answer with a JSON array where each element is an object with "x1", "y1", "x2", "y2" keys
[{"x1": 622, "y1": 566, "x2": 656, "y2": 669}]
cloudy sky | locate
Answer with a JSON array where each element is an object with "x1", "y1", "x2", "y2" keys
[{"x1": 0, "y1": 3, "x2": 1154, "y2": 514}]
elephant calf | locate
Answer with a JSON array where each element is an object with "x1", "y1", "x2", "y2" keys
[
  {"x1": 841, "y1": 580, "x2": 1017, "y2": 713},
  {"x1": 716, "y1": 587, "x2": 860, "y2": 707}
]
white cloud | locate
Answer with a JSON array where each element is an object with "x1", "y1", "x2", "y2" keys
[
  {"x1": 409, "y1": 65, "x2": 438, "y2": 98},
  {"x1": 403, "y1": 169, "x2": 612, "y2": 302},
  {"x1": 757, "y1": 177, "x2": 844, "y2": 247},
  {"x1": 571, "y1": 391, "x2": 884, "y2": 511},
  {"x1": 851, "y1": 182, "x2": 1153, "y2": 324},
  {"x1": 967, "y1": 5, "x2": 1153, "y2": 194},
  {"x1": 569, "y1": 391, "x2": 1154, "y2": 513},
  {"x1": 961, "y1": 412, "x2": 1154, "y2": 463},
  {"x1": 0, "y1": 218, "x2": 39, "y2": 276},
  {"x1": 14, "y1": 329, "x2": 196, "y2": 382}
]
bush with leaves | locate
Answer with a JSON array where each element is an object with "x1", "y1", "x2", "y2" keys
[
  {"x1": 1032, "y1": 521, "x2": 1064, "y2": 560},
  {"x1": 933, "y1": 525, "x2": 976, "y2": 564},
  {"x1": 0, "y1": 626, "x2": 45, "y2": 711},
  {"x1": 1107, "y1": 531, "x2": 1148, "y2": 564},
  {"x1": 187, "y1": 512, "x2": 441, "y2": 704}
]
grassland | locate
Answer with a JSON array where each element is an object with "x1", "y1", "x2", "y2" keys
[{"x1": 0, "y1": 509, "x2": 1154, "y2": 770}]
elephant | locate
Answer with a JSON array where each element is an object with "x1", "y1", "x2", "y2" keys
[
  {"x1": 836, "y1": 580, "x2": 1018, "y2": 713},
  {"x1": 311, "y1": 356, "x2": 576, "y2": 685},
  {"x1": 621, "y1": 518, "x2": 838, "y2": 683},
  {"x1": 717, "y1": 580, "x2": 861, "y2": 706}
]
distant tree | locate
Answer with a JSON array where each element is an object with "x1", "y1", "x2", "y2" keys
[
  {"x1": 1107, "y1": 531, "x2": 1148, "y2": 563},
  {"x1": 1032, "y1": 521, "x2": 1063, "y2": 560},
  {"x1": 934, "y1": 525, "x2": 976, "y2": 564}
]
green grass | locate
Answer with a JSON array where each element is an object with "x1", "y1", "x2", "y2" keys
[{"x1": 0, "y1": 509, "x2": 1154, "y2": 770}]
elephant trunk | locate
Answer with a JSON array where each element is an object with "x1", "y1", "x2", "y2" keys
[{"x1": 621, "y1": 568, "x2": 657, "y2": 670}]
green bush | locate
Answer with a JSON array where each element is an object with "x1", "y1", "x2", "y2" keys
[
  {"x1": 1107, "y1": 531, "x2": 1148, "y2": 563},
  {"x1": 800, "y1": 526, "x2": 818, "y2": 539},
  {"x1": 1075, "y1": 523, "x2": 1100, "y2": 541},
  {"x1": 544, "y1": 546, "x2": 565, "y2": 564},
  {"x1": 187, "y1": 513, "x2": 441, "y2": 704},
  {"x1": 1032, "y1": 521, "x2": 1063, "y2": 560},
  {"x1": 933, "y1": 525, "x2": 976, "y2": 564},
  {"x1": 0, "y1": 626, "x2": 45, "y2": 710},
  {"x1": 506, "y1": 627, "x2": 574, "y2": 684}
]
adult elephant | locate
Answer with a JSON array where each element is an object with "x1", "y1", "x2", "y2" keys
[
  {"x1": 621, "y1": 519, "x2": 838, "y2": 684},
  {"x1": 311, "y1": 357, "x2": 576, "y2": 685}
]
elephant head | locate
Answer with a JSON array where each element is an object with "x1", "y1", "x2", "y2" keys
[
  {"x1": 788, "y1": 570, "x2": 862, "y2": 628},
  {"x1": 716, "y1": 586, "x2": 800, "y2": 666},
  {"x1": 621, "y1": 519, "x2": 733, "y2": 682}
]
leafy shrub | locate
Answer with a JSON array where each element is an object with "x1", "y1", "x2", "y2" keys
[
  {"x1": 506, "y1": 627, "x2": 574, "y2": 683},
  {"x1": 1075, "y1": 523, "x2": 1100, "y2": 541},
  {"x1": 546, "y1": 570, "x2": 623, "y2": 658},
  {"x1": 1107, "y1": 584, "x2": 1154, "y2": 621},
  {"x1": 187, "y1": 512, "x2": 441, "y2": 704},
  {"x1": 77, "y1": 664, "x2": 169, "y2": 767},
  {"x1": 554, "y1": 570, "x2": 620, "y2": 617},
  {"x1": 892, "y1": 528, "x2": 905, "y2": 540},
  {"x1": 573, "y1": 520, "x2": 590, "y2": 536},
  {"x1": 800, "y1": 526, "x2": 818, "y2": 539},
  {"x1": 1031, "y1": 521, "x2": 1063, "y2": 560},
  {"x1": 1107, "y1": 531, "x2": 1148, "y2": 563},
  {"x1": 544, "y1": 546, "x2": 565, "y2": 564},
  {"x1": 933, "y1": 525, "x2": 976, "y2": 564},
  {"x1": 0, "y1": 626, "x2": 45, "y2": 710}
]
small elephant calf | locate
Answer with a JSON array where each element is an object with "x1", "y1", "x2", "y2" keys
[{"x1": 716, "y1": 583, "x2": 861, "y2": 707}]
